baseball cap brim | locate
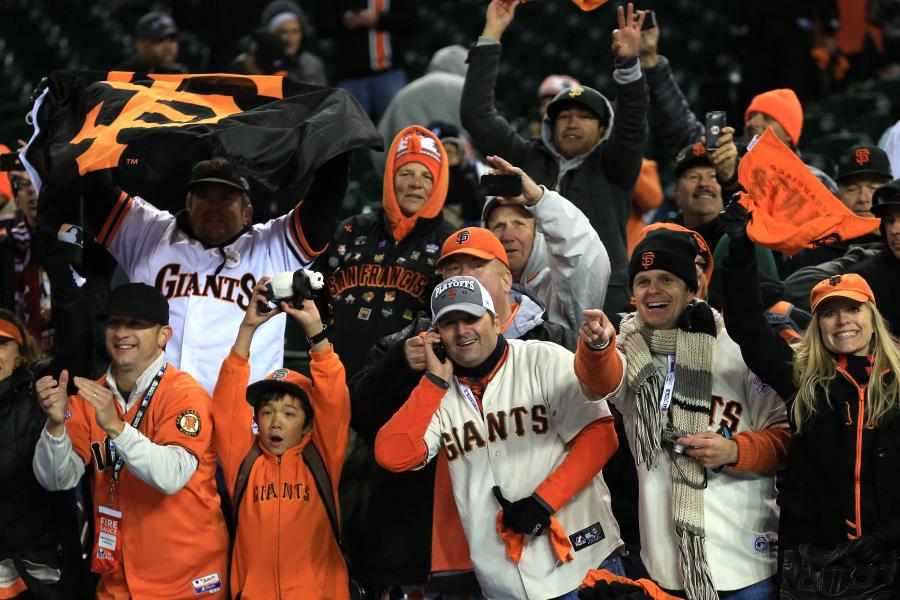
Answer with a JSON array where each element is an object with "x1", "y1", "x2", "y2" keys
[
  {"x1": 188, "y1": 177, "x2": 248, "y2": 192},
  {"x1": 246, "y1": 379, "x2": 307, "y2": 408},
  {"x1": 836, "y1": 169, "x2": 893, "y2": 183},
  {"x1": 433, "y1": 303, "x2": 488, "y2": 324},
  {"x1": 811, "y1": 290, "x2": 870, "y2": 313},
  {"x1": 436, "y1": 248, "x2": 498, "y2": 266}
]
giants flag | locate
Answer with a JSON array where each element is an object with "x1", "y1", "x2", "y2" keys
[{"x1": 22, "y1": 71, "x2": 382, "y2": 218}]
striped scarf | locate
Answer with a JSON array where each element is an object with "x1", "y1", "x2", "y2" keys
[{"x1": 619, "y1": 309, "x2": 720, "y2": 600}]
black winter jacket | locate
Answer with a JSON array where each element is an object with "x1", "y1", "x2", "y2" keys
[
  {"x1": 460, "y1": 43, "x2": 647, "y2": 313},
  {"x1": 316, "y1": 209, "x2": 455, "y2": 377},
  {"x1": 721, "y1": 237, "x2": 900, "y2": 549},
  {"x1": 644, "y1": 55, "x2": 704, "y2": 159},
  {"x1": 346, "y1": 287, "x2": 577, "y2": 588}
]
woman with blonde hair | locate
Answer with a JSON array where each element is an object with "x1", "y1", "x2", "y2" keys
[{"x1": 721, "y1": 204, "x2": 900, "y2": 598}]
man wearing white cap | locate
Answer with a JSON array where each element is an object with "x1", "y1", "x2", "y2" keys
[{"x1": 375, "y1": 275, "x2": 624, "y2": 600}]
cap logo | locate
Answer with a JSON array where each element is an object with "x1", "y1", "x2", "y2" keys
[
  {"x1": 855, "y1": 148, "x2": 870, "y2": 166},
  {"x1": 567, "y1": 86, "x2": 584, "y2": 98},
  {"x1": 434, "y1": 278, "x2": 476, "y2": 296},
  {"x1": 692, "y1": 143, "x2": 706, "y2": 157},
  {"x1": 829, "y1": 275, "x2": 842, "y2": 286},
  {"x1": 641, "y1": 251, "x2": 655, "y2": 269},
  {"x1": 272, "y1": 368, "x2": 289, "y2": 380},
  {"x1": 456, "y1": 230, "x2": 470, "y2": 244},
  {"x1": 206, "y1": 160, "x2": 222, "y2": 173},
  {"x1": 448, "y1": 288, "x2": 457, "y2": 299}
]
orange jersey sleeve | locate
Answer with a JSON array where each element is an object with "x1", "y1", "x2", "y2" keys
[
  {"x1": 534, "y1": 417, "x2": 617, "y2": 512},
  {"x1": 375, "y1": 374, "x2": 447, "y2": 473},
  {"x1": 211, "y1": 348, "x2": 257, "y2": 489},
  {"x1": 574, "y1": 336, "x2": 623, "y2": 398},
  {"x1": 731, "y1": 427, "x2": 791, "y2": 473},
  {"x1": 308, "y1": 345, "x2": 352, "y2": 485}
]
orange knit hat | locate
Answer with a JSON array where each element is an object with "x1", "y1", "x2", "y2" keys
[{"x1": 744, "y1": 89, "x2": 803, "y2": 145}]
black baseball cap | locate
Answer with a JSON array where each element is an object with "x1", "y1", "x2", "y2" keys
[
  {"x1": 545, "y1": 85, "x2": 611, "y2": 125},
  {"x1": 835, "y1": 145, "x2": 893, "y2": 183},
  {"x1": 187, "y1": 158, "x2": 250, "y2": 192},
  {"x1": 871, "y1": 179, "x2": 900, "y2": 218},
  {"x1": 102, "y1": 283, "x2": 169, "y2": 325},
  {"x1": 135, "y1": 11, "x2": 178, "y2": 42},
  {"x1": 674, "y1": 142, "x2": 714, "y2": 178}
]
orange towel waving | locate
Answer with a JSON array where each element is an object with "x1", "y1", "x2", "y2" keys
[
  {"x1": 496, "y1": 510, "x2": 573, "y2": 565},
  {"x1": 523, "y1": 0, "x2": 610, "y2": 10},
  {"x1": 736, "y1": 128, "x2": 880, "y2": 256}
]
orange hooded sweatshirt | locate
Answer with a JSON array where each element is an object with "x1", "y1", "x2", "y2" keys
[
  {"x1": 382, "y1": 125, "x2": 449, "y2": 242},
  {"x1": 212, "y1": 346, "x2": 351, "y2": 600}
]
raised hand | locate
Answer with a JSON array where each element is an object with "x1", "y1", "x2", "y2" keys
[
  {"x1": 74, "y1": 376, "x2": 125, "y2": 439},
  {"x1": 612, "y1": 3, "x2": 646, "y2": 60},
  {"x1": 580, "y1": 309, "x2": 616, "y2": 349},
  {"x1": 638, "y1": 12, "x2": 660, "y2": 68},
  {"x1": 485, "y1": 155, "x2": 543, "y2": 207},
  {"x1": 706, "y1": 126, "x2": 738, "y2": 181},
  {"x1": 36, "y1": 371, "x2": 70, "y2": 436},
  {"x1": 483, "y1": 0, "x2": 521, "y2": 41},
  {"x1": 241, "y1": 278, "x2": 283, "y2": 330},
  {"x1": 282, "y1": 298, "x2": 325, "y2": 340},
  {"x1": 423, "y1": 330, "x2": 453, "y2": 383}
]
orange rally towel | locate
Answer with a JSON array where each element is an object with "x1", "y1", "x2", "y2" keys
[
  {"x1": 524, "y1": 0, "x2": 609, "y2": 10},
  {"x1": 736, "y1": 128, "x2": 880, "y2": 256},
  {"x1": 496, "y1": 510, "x2": 573, "y2": 564},
  {"x1": 581, "y1": 568, "x2": 682, "y2": 599}
]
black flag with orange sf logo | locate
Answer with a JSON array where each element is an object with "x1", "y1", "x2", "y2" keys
[{"x1": 22, "y1": 71, "x2": 382, "y2": 219}]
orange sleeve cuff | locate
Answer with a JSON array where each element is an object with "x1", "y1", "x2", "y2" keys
[
  {"x1": 574, "y1": 336, "x2": 623, "y2": 397},
  {"x1": 535, "y1": 417, "x2": 617, "y2": 512},
  {"x1": 731, "y1": 427, "x2": 791, "y2": 472},
  {"x1": 374, "y1": 375, "x2": 447, "y2": 473}
]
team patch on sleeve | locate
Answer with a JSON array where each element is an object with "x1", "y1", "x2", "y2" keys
[
  {"x1": 176, "y1": 410, "x2": 201, "y2": 437},
  {"x1": 569, "y1": 522, "x2": 605, "y2": 551}
]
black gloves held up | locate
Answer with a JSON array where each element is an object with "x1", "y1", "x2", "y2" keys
[
  {"x1": 717, "y1": 194, "x2": 750, "y2": 239},
  {"x1": 493, "y1": 486, "x2": 551, "y2": 537},
  {"x1": 677, "y1": 300, "x2": 716, "y2": 338}
]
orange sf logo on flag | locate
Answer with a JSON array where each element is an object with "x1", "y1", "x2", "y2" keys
[
  {"x1": 855, "y1": 148, "x2": 870, "y2": 166},
  {"x1": 68, "y1": 74, "x2": 284, "y2": 176},
  {"x1": 641, "y1": 251, "x2": 655, "y2": 269}
]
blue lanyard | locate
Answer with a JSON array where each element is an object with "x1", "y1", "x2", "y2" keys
[{"x1": 109, "y1": 364, "x2": 167, "y2": 495}]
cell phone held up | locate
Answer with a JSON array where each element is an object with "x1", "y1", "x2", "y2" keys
[
  {"x1": 705, "y1": 111, "x2": 727, "y2": 152},
  {"x1": 480, "y1": 173, "x2": 522, "y2": 197}
]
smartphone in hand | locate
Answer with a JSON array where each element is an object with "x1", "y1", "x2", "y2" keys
[
  {"x1": 480, "y1": 174, "x2": 522, "y2": 197},
  {"x1": 705, "y1": 111, "x2": 727, "y2": 152}
]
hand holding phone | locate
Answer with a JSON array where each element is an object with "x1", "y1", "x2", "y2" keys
[
  {"x1": 705, "y1": 111, "x2": 727, "y2": 152},
  {"x1": 424, "y1": 329, "x2": 453, "y2": 382}
]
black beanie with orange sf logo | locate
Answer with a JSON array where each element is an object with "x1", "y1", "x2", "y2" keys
[{"x1": 629, "y1": 229, "x2": 699, "y2": 292}]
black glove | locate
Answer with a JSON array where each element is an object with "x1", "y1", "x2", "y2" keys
[
  {"x1": 493, "y1": 486, "x2": 551, "y2": 537},
  {"x1": 677, "y1": 300, "x2": 716, "y2": 338},
  {"x1": 851, "y1": 533, "x2": 890, "y2": 564},
  {"x1": 717, "y1": 194, "x2": 750, "y2": 239}
]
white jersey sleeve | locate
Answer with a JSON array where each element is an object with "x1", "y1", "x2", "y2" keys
[
  {"x1": 99, "y1": 193, "x2": 176, "y2": 275},
  {"x1": 256, "y1": 204, "x2": 321, "y2": 272},
  {"x1": 33, "y1": 426, "x2": 86, "y2": 491}
]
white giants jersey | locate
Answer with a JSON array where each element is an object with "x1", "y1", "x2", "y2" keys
[
  {"x1": 421, "y1": 339, "x2": 623, "y2": 600},
  {"x1": 611, "y1": 330, "x2": 786, "y2": 592},
  {"x1": 98, "y1": 193, "x2": 315, "y2": 393}
]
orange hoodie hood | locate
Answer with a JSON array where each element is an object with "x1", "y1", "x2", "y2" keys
[{"x1": 383, "y1": 125, "x2": 448, "y2": 242}]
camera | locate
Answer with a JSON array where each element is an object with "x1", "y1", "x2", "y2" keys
[
  {"x1": 258, "y1": 268, "x2": 324, "y2": 313},
  {"x1": 661, "y1": 427, "x2": 688, "y2": 455}
]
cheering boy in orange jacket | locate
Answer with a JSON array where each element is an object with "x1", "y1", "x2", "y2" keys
[{"x1": 212, "y1": 278, "x2": 351, "y2": 599}]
